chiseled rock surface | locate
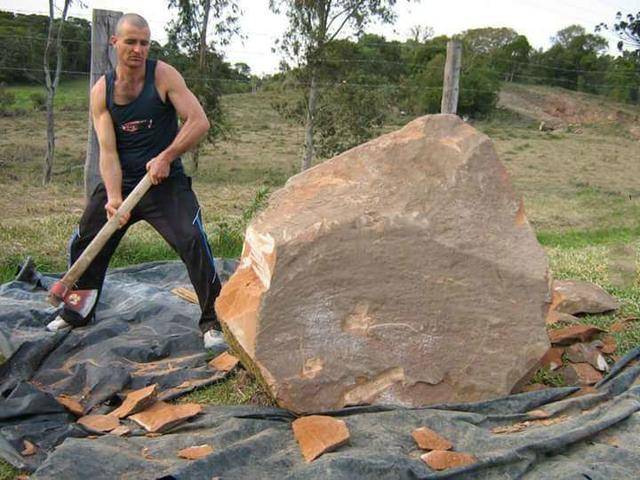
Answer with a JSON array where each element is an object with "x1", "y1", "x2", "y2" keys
[{"x1": 216, "y1": 114, "x2": 551, "y2": 414}]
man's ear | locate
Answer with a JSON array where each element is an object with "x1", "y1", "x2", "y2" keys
[{"x1": 110, "y1": 35, "x2": 117, "y2": 46}]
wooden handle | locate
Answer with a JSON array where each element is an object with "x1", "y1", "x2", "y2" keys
[{"x1": 59, "y1": 174, "x2": 153, "y2": 289}]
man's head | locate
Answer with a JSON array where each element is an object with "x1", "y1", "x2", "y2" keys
[{"x1": 111, "y1": 13, "x2": 151, "y2": 69}]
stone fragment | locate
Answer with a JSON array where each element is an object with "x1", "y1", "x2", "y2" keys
[
  {"x1": 21, "y1": 440, "x2": 37, "y2": 456},
  {"x1": 561, "y1": 363, "x2": 603, "y2": 386},
  {"x1": 292, "y1": 415, "x2": 350, "y2": 462},
  {"x1": 549, "y1": 325, "x2": 605, "y2": 345},
  {"x1": 209, "y1": 352, "x2": 240, "y2": 372},
  {"x1": 610, "y1": 321, "x2": 627, "y2": 333},
  {"x1": 216, "y1": 115, "x2": 551, "y2": 413},
  {"x1": 545, "y1": 310, "x2": 580, "y2": 326},
  {"x1": 110, "y1": 384, "x2": 158, "y2": 419},
  {"x1": 421, "y1": 450, "x2": 477, "y2": 471},
  {"x1": 110, "y1": 425, "x2": 131, "y2": 437},
  {"x1": 77, "y1": 414, "x2": 120, "y2": 433},
  {"x1": 540, "y1": 347, "x2": 564, "y2": 371},
  {"x1": 172, "y1": 287, "x2": 198, "y2": 304},
  {"x1": 56, "y1": 395, "x2": 84, "y2": 416},
  {"x1": 412, "y1": 427, "x2": 453, "y2": 451},
  {"x1": 566, "y1": 343, "x2": 609, "y2": 372},
  {"x1": 551, "y1": 280, "x2": 620, "y2": 315},
  {"x1": 519, "y1": 383, "x2": 548, "y2": 393},
  {"x1": 129, "y1": 401, "x2": 201, "y2": 433},
  {"x1": 567, "y1": 386, "x2": 599, "y2": 399},
  {"x1": 178, "y1": 444, "x2": 215, "y2": 460},
  {"x1": 599, "y1": 335, "x2": 617, "y2": 355}
]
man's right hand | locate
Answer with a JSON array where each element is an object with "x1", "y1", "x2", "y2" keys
[{"x1": 105, "y1": 198, "x2": 130, "y2": 228}]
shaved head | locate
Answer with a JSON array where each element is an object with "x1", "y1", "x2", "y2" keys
[{"x1": 116, "y1": 13, "x2": 150, "y2": 35}]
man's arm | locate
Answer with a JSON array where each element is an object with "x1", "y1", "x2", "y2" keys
[
  {"x1": 146, "y1": 61, "x2": 210, "y2": 184},
  {"x1": 91, "y1": 78, "x2": 129, "y2": 227}
]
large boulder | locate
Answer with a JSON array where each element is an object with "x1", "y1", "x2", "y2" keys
[{"x1": 216, "y1": 114, "x2": 551, "y2": 414}]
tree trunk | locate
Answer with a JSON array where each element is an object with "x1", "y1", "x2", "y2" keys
[
  {"x1": 43, "y1": 94, "x2": 55, "y2": 184},
  {"x1": 42, "y1": 0, "x2": 70, "y2": 186},
  {"x1": 302, "y1": 70, "x2": 318, "y2": 171},
  {"x1": 199, "y1": 0, "x2": 211, "y2": 70}
]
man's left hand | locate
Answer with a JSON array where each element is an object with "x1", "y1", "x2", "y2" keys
[{"x1": 146, "y1": 155, "x2": 171, "y2": 185}]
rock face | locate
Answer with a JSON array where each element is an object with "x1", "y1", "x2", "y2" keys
[{"x1": 216, "y1": 114, "x2": 551, "y2": 414}]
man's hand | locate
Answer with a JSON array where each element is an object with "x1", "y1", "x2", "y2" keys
[
  {"x1": 146, "y1": 155, "x2": 171, "y2": 185},
  {"x1": 105, "y1": 197, "x2": 130, "y2": 228}
]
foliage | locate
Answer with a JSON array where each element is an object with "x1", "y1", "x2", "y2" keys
[
  {"x1": 270, "y1": 0, "x2": 402, "y2": 169},
  {"x1": 598, "y1": 11, "x2": 640, "y2": 54},
  {"x1": 29, "y1": 91, "x2": 46, "y2": 110},
  {"x1": 0, "y1": 10, "x2": 90, "y2": 84},
  {"x1": 165, "y1": 1, "x2": 243, "y2": 146}
]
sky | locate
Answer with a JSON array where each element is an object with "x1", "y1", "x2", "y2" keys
[{"x1": 1, "y1": 0, "x2": 637, "y2": 75}]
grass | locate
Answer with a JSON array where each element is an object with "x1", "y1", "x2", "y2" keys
[
  {"x1": 177, "y1": 370, "x2": 275, "y2": 406},
  {"x1": 0, "y1": 79, "x2": 640, "y2": 440},
  {"x1": 5, "y1": 79, "x2": 89, "y2": 112},
  {"x1": 0, "y1": 462, "x2": 21, "y2": 480}
]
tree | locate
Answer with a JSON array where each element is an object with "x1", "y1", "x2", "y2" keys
[
  {"x1": 597, "y1": 11, "x2": 640, "y2": 54},
  {"x1": 408, "y1": 24, "x2": 433, "y2": 43},
  {"x1": 166, "y1": 0, "x2": 241, "y2": 170},
  {"x1": 270, "y1": 0, "x2": 403, "y2": 171},
  {"x1": 42, "y1": 0, "x2": 72, "y2": 185}
]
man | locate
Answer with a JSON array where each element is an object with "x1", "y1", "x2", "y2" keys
[{"x1": 48, "y1": 13, "x2": 224, "y2": 350}]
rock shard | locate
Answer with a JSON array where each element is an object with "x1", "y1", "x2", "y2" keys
[
  {"x1": 129, "y1": 401, "x2": 202, "y2": 433},
  {"x1": 216, "y1": 114, "x2": 551, "y2": 414},
  {"x1": 292, "y1": 415, "x2": 350, "y2": 462}
]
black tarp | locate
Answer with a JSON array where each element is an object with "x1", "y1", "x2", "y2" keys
[
  {"x1": 2, "y1": 261, "x2": 640, "y2": 479},
  {"x1": 0, "y1": 260, "x2": 236, "y2": 472}
]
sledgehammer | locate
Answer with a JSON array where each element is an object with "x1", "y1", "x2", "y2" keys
[{"x1": 47, "y1": 173, "x2": 153, "y2": 316}]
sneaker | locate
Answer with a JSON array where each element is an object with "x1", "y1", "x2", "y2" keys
[
  {"x1": 46, "y1": 315, "x2": 71, "y2": 332},
  {"x1": 203, "y1": 329, "x2": 227, "y2": 352}
]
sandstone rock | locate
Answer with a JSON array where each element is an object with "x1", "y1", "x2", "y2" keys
[
  {"x1": 599, "y1": 335, "x2": 617, "y2": 355},
  {"x1": 216, "y1": 115, "x2": 551, "y2": 413},
  {"x1": 292, "y1": 415, "x2": 350, "y2": 462},
  {"x1": 56, "y1": 395, "x2": 84, "y2": 416},
  {"x1": 77, "y1": 414, "x2": 120, "y2": 433},
  {"x1": 545, "y1": 310, "x2": 580, "y2": 326},
  {"x1": 519, "y1": 383, "x2": 548, "y2": 393},
  {"x1": 566, "y1": 343, "x2": 609, "y2": 372},
  {"x1": 129, "y1": 401, "x2": 201, "y2": 433},
  {"x1": 21, "y1": 440, "x2": 37, "y2": 456},
  {"x1": 421, "y1": 450, "x2": 476, "y2": 471},
  {"x1": 412, "y1": 427, "x2": 453, "y2": 451},
  {"x1": 110, "y1": 425, "x2": 131, "y2": 437},
  {"x1": 548, "y1": 325, "x2": 604, "y2": 345},
  {"x1": 209, "y1": 352, "x2": 240, "y2": 372},
  {"x1": 540, "y1": 347, "x2": 564, "y2": 371},
  {"x1": 551, "y1": 280, "x2": 620, "y2": 315},
  {"x1": 110, "y1": 384, "x2": 158, "y2": 419},
  {"x1": 178, "y1": 444, "x2": 214, "y2": 460},
  {"x1": 561, "y1": 363, "x2": 603, "y2": 386}
]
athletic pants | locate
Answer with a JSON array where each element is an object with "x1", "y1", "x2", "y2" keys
[{"x1": 62, "y1": 174, "x2": 221, "y2": 332}]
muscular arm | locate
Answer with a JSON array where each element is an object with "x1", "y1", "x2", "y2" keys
[
  {"x1": 146, "y1": 61, "x2": 210, "y2": 184},
  {"x1": 91, "y1": 78, "x2": 129, "y2": 226}
]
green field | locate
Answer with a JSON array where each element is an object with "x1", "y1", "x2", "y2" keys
[{"x1": 1, "y1": 79, "x2": 639, "y2": 477}]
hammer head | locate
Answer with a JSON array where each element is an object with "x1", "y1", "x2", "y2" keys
[{"x1": 48, "y1": 281, "x2": 98, "y2": 319}]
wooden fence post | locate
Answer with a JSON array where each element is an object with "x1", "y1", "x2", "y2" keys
[
  {"x1": 441, "y1": 40, "x2": 462, "y2": 115},
  {"x1": 84, "y1": 9, "x2": 122, "y2": 199}
]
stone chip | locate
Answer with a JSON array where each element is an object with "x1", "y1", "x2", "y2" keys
[{"x1": 292, "y1": 415, "x2": 350, "y2": 462}]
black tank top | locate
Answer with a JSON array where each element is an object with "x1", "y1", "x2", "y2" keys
[{"x1": 106, "y1": 59, "x2": 185, "y2": 188}]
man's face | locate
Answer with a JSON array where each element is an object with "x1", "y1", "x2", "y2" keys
[{"x1": 111, "y1": 22, "x2": 150, "y2": 69}]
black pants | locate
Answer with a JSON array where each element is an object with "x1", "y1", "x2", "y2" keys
[{"x1": 62, "y1": 175, "x2": 221, "y2": 332}]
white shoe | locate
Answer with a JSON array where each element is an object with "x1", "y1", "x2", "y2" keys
[
  {"x1": 46, "y1": 315, "x2": 71, "y2": 332},
  {"x1": 203, "y1": 329, "x2": 227, "y2": 351}
]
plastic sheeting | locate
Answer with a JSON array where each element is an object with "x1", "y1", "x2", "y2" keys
[
  {"x1": 0, "y1": 260, "x2": 237, "y2": 472},
  {"x1": 2, "y1": 261, "x2": 640, "y2": 479}
]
